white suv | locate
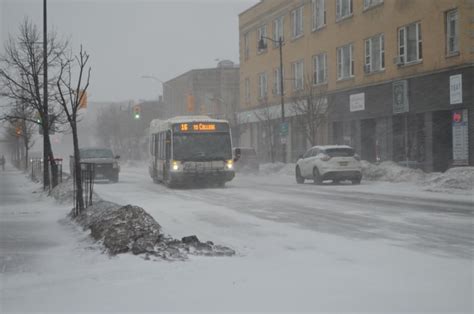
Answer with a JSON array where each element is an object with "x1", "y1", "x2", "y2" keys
[{"x1": 295, "y1": 145, "x2": 362, "y2": 185}]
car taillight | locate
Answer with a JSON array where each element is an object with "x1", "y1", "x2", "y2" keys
[{"x1": 320, "y1": 154, "x2": 331, "y2": 161}]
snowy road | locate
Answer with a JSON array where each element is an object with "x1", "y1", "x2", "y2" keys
[
  {"x1": 2, "y1": 164, "x2": 473, "y2": 313},
  {"x1": 95, "y1": 165, "x2": 474, "y2": 260}
]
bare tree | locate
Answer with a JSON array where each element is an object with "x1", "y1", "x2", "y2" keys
[
  {"x1": 0, "y1": 18, "x2": 68, "y2": 189},
  {"x1": 290, "y1": 76, "x2": 330, "y2": 147},
  {"x1": 254, "y1": 97, "x2": 277, "y2": 163},
  {"x1": 56, "y1": 45, "x2": 91, "y2": 214}
]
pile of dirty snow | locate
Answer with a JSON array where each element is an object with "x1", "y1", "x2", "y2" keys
[
  {"x1": 423, "y1": 167, "x2": 474, "y2": 191},
  {"x1": 71, "y1": 201, "x2": 235, "y2": 259},
  {"x1": 50, "y1": 178, "x2": 235, "y2": 259},
  {"x1": 361, "y1": 161, "x2": 427, "y2": 183},
  {"x1": 259, "y1": 162, "x2": 296, "y2": 176}
]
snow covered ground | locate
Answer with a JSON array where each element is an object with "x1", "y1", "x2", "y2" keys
[{"x1": 1, "y1": 162, "x2": 473, "y2": 313}]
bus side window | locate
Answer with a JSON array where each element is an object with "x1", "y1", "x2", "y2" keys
[
  {"x1": 157, "y1": 133, "x2": 160, "y2": 159},
  {"x1": 165, "y1": 131, "x2": 171, "y2": 160},
  {"x1": 150, "y1": 135, "x2": 153, "y2": 155},
  {"x1": 159, "y1": 132, "x2": 163, "y2": 159}
]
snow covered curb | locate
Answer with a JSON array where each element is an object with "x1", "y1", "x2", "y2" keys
[
  {"x1": 257, "y1": 161, "x2": 473, "y2": 192},
  {"x1": 50, "y1": 179, "x2": 235, "y2": 259}
]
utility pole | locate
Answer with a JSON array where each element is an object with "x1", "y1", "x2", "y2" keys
[{"x1": 43, "y1": 0, "x2": 49, "y2": 189}]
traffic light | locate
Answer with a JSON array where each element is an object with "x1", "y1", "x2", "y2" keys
[
  {"x1": 78, "y1": 90, "x2": 88, "y2": 109},
  {"x1": 15, "y1": 125, "x2": 22, "y2": 137},
  {"x1": 133, "y1": 105, "x2": 141, "y2": 119},
  {"x1": 35, "y1": 112, "x2": 41, "y2": 124}
]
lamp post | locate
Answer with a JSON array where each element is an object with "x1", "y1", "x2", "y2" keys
[{"x1": 258, "y1": 35, "x2": 286, "y2": 163}]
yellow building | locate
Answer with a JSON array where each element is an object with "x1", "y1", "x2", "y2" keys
[{"x1": 238, "y1": 0, "x2": 473, "y2": 171}]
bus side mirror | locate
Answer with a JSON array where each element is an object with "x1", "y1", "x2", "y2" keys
[{"x1": 234, "y1": 148, "x2": 241, "y2": 162}]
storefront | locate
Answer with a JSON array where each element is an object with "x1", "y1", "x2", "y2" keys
[{"x1": 329, "y1": 66, "x2": 473, "y2": 172}]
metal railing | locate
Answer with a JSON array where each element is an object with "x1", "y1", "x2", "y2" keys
[
  {"x1": 30, "y1": 158, "x2": 43, "y2": 182},
  {"x1": 73, "y1": 162, "x2": 95, "y2": 213}
]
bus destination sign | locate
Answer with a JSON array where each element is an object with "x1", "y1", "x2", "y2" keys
[{"x1": 175, "y1": 122, "x2": 228, "y2": 133}]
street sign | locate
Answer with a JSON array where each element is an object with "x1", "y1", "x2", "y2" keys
[
  {"x1": 280, "y1": 121, "x2": 289, "y2": 136},
  {"x1": 452, "y1": 109, "x2": 468, "y2": 165}
]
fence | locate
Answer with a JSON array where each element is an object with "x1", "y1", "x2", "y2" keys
[
  {"x1": 29, "y1": 158, "x2": 63, "y2": 188},
  {"x1": 72, "y1": 162, "x2": 95, "y2": 214}
]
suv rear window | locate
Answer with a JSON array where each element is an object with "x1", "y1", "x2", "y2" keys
[
  {"x1": 80, "y1": 149, "x2": 114, "y2": 158},
  {"x1": 324, "y1": 148, "x2": 355, "y2": 157}
]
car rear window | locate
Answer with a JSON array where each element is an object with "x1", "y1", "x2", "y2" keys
[
  {"x1": 80, "y1": 149, "x2": 114, "y2": 158},
  {"x1": 325, "y1": 148, "x2": 355, "y2": 157}
]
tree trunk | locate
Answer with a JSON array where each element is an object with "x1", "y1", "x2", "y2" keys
[
  {"x1": 42, "y1": 119, "x2": 50, "y2": 189},
  {"x1": 72, "y1": 124, "x2": 84, "y2": 213}
]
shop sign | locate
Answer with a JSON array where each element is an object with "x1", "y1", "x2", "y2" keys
[
  {"x1": 350, "y1": 93, "x2": 365, "y2": 112},
  {"x1": 393, "y1": 80, "x2": 409, "y2": 114},
  {"x1": 450, "y1": 74, "x2": 462, "y2": 105},
  {"x1": 452, "y1": 109, "x2": 469, "y2": 165}
]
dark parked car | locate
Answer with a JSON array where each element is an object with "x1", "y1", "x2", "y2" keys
[
  {"x1": 71, "y1": 148, "x2": 120, "y2": 182},
  {"x1": 233, "y1": 147, "x2": 259, "y2": 173}
]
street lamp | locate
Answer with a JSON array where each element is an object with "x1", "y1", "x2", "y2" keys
[{"x1": 258, "y1": 35, "x2": 286, "y2": 163}]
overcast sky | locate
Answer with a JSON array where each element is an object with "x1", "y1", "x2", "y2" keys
[{"x1": 1, "y1": 0, "x2": 258, "y2": 103}]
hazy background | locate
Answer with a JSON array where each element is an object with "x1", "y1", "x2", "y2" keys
[{"x1": 1, "y1": 0, "x2": 258, "y2": 103}]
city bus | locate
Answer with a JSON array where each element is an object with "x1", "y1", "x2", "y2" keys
[{"x1": 148, "y1": 116, "x2": 240, "y2": 187}]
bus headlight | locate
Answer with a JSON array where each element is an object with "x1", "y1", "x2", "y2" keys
[
  {"x1": 172, "y1": 160, "x2": 181, "y2": 171},
  {"x1": 226, "y1": 160, "x2": 233, "y2": 169}
]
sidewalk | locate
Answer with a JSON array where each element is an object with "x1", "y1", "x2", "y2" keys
[
  {"x1": 0, "y1": 164, "x2": 66, "y2": 274},
  {"x1": 0, "y1": 164, "x2": 88, "y2": 312}
]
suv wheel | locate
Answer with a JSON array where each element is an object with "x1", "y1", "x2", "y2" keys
[
  {"x1": 295, "y1": 166, "x2": 305, "y2": 184},
  {"x1": 313, "y1": 167, "x2": 322, "y2": 185}
]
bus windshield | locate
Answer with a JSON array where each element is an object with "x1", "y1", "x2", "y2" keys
[{"x1": 173, "y1": 133, "x2": 232, "y2": 161}]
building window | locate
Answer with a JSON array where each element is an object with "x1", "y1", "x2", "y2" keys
[
  {"x1": 257, "y1": 24, "x2": 267, "y2": 53},
  {"x1": 273, "y1": 67, "x2": 283, "y2": 95},
  {"x1": 363, "y1": 0, "x2": 383, "y2": 10},
  {"x1": 337, "y1": 43, "x2": 354, "y2": 80},
  {"x1": 245, "y1": 78, "x2": 250, "y2": 102},
  {"x1": 313, "y1": 53, "x2": 327, "y2": 84},
  {"x1": 244, "y1": 32, "x2": 250, "y2": 60},
  {"x1": 364, "y1": 34, "x2": 385, "y2": 73},
  {"x1": 336, "y1": 0, "x2": 352, "y2": 21},
  {"x1": 312, "y1": 0, "x2": 326, "y2": 31},
  {"x1": 292, "y1": 60, "x2": 304, "y2": 90},
  {"x1": 273, "y1": 16, "x2": 284, "y2": 45},
  {"x1": 446, "y1": 9, "x2": 459, "y2": 55},
  {"x1": 398, "y1": 22, "x2": 422, "y2": 64},
  {"x1": 258, "y1": 72, "x2": 268, "y2": 99},
  {"x1": 291, "y1": 6, "x2": 304, "y2": 38}
]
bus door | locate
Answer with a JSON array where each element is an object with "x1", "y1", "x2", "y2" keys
[{"x1": 164, "y1": 131, "x2": 171, "y2": 180}]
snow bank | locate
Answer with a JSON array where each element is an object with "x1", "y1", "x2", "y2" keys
[
  {"x1": 361, "y1": 160, "x2": 427, "y2": 183},
  {"x1": 50, "y1": 178, "x2": 235, "y2": 259},
  {"x1": 423, "y1": 167, "x2": 474, "y2": 191},
  {"x1": 362, "y1": 161, "x2": 474, "y2": 191}
]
